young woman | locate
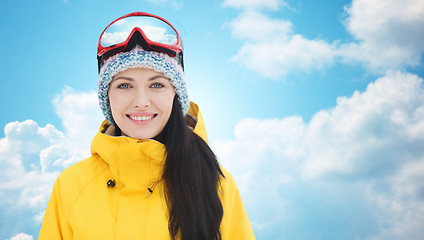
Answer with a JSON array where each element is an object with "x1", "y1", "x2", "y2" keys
[{"x1": 39, "y1": 12, "x2": 255, "y2": 240}]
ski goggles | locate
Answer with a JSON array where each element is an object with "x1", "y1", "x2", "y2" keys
[{"x1": 97, "y1": 12, "x2": 183, "y2": 72}]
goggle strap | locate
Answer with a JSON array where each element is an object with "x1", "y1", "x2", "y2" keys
[
  {"x1": 178, "y1": 52, "x2": 184, "y2": 71},
  {"x1": 98, "y1": 46, "x2": 125, "y2": 72}
]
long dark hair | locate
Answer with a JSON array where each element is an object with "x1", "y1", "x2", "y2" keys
[{"x1": 160, "y1": 97, "x2": 224, "y2": 240}]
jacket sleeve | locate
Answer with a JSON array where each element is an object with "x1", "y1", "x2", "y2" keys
[
  {"x1": 220, "y1": 169, "x2": 256, "y2": 240},
  {"x1": 39, "y1": 176, "x2": 73, "y2": 239}
]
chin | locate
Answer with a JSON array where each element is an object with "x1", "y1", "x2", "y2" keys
[{"x1": 125, "y1": 130, "x2": 158, "y2": 140}]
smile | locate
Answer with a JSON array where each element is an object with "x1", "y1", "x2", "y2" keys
[{"x1": 127, "y1": 114, "x2": 157, "y2": 121}]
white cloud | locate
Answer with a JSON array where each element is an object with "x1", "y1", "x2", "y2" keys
[
  {"x1": 101, "y1": 32, "x2": 130, "y2": 46},
  {"x1": 9, "y1": 233, "x2": 33, "y2": 240},
  {"x1": 226, "y1": 11, "x2": 337, "y2": 79},
  {"x1": 53, "y1": 86, "x2": 103, "y2": 159},
  {"x1": 222, "y1": 0, "x2": 288, "y2": 10},
  {"x1": 227, "y1": 11, "x2": 293, "y2": 42},
  {"x1": 224, "y1": 0, "x2": 424, "y2": 79},
  {"x1": 369, "y1": 160, "x2": 424, "y2": 239},
  {"x1": 0, "y1": 120, "x2": 63, "y2": 178},
  {"x1": 213, "y1": 71, "x2": 424, "y2": 239},
  {"x1": 0, "y1": 87, "x2": 103, "y2": 238},
  {"x1": 0, "y1": 121, "x2": 71, "y2": 233},
  {"x1": 302, "y1": 71, "x2": 424, "y2": 178},
  {"x1": 0, "y1": 120, "x2": 65, "y2": 231},
  {"x1": 340, "y1": 0, "x2": 424, "y2": 71}
]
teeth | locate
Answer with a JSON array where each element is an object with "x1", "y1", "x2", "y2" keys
[{"x1": 130, "y1": 115, "x2": 153, "y2": 121}]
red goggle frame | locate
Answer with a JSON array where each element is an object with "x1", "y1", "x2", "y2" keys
[{"x1": 97, "y1": 12, "x2": 183, "y2": 72}]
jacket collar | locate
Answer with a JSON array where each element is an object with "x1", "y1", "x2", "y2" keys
[{"x1": 90, "y1": 101, "x2": 207, "y2": 191}]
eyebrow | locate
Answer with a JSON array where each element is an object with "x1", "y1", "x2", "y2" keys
[
  {"x1": 112, "y1": 76, "x2": 134, "y2": 82},
  {"x1": 148, "y1": 75, "x2": 170, "y2": 81}
]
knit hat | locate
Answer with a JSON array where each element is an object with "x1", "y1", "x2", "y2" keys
[{"x1": 98, "y1": 47, "x2": 188, "y2": 125}]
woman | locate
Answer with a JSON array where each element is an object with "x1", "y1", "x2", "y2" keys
[{"x1": 39, "y1": 12, "x2": 255, "y2": 240}]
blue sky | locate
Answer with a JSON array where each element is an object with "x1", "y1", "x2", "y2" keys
[{"x1": 1, "y1": 0, "x2": 424, "y2": 239}]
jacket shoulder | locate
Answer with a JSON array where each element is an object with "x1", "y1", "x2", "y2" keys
[
  {"x1": 53, "y1": 155, "x2": 108, "y2": 210},
  {"x1": 219, "y1": 167, "x2": 237, "y2": 192},
  {"x1": 218, "y1": 166, "x2": 241, "y2": 206},
  {"x1": 39, "y1": 155, "x2": 109, "y2": 239},
  {"x1": 58, "y1": 155, "x2": 106, "y2": 186},
  {"x1": 219, "y1": 166, "x2": 256, "y2": 239}
]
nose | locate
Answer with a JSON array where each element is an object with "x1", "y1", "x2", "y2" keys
[{"x1": 132, "y1": 88, "x2": 151, "y2": 108}]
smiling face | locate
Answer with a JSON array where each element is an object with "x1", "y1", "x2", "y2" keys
[{"x1": 108, "y1": 68, "x2": 176, "y2": 139}]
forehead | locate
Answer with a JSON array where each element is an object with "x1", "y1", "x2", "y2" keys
[
  {"x1": 114, "y1": 67, "x2": 165, "y2": 78},
  {"x1": 110, "y1": 68, "x2": 172, "y2": 85}
]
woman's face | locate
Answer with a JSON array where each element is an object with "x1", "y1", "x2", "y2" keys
[{"x1": 108, "y1": 68, "x2": 176, "y2": 139}]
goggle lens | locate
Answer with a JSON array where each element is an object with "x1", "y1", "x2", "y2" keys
[{"x1": 100, "y1": 16, "x2": 178, "y2": 47}]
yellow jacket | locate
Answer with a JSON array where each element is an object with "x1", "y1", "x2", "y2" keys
[{"x1": 39, "y1": 102, "x2": 255, "y2": 239}]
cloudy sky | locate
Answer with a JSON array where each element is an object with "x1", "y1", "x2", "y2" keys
[{"x1": 1, "y1": 0, "x2": 424, "y2": 239}]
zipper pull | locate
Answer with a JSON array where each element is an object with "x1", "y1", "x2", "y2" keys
[{"x1": 145, "y1": 181, "x2": 158, "y2": 198}]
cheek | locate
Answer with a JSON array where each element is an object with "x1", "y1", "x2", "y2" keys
[
  {"x1": 163, "y1": 92, "x2": 176, "y2": 113},
  {"x1": 153, "y1": 90, "x2": 175, "y2": 113},
  {"x1": 108, "y1": 92, "x2": 116, "y2": 110},
  {"x1": 108, "y1": 91, "x2": 126, "y2": 114}
]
